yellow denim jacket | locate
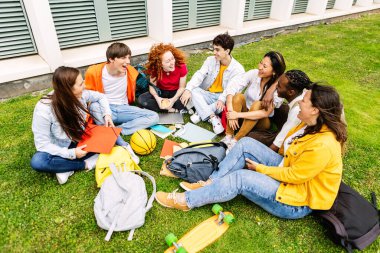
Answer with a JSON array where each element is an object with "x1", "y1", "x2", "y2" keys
[{"x1": 256, "y1": 123, "x2": 342, "y2": 210}]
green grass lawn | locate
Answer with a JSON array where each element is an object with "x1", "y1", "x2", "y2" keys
[{"x1": 1, "y1": 13, "x2": 379, "y2": 252}]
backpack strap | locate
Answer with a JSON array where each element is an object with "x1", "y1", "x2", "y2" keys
[
  {"x1": 350, "y1": 223, "x2": 380, "y2": 250},
  {"x1": 185, "y1": 142, "x2": 227, "y2": 150},
  {"x1": 128, "y1": 170, "x2": 156, "y2": 212},
  {"x1": 319, "y1": 211, "x2": 350, "y2": 247},
  {"x1": 105, "y1": 164, "x2": 156, "y2": 241}
]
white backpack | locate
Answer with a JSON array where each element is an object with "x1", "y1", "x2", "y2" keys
[{"x1": 94, "y1": 163, "x2": 156, "y2": 241}]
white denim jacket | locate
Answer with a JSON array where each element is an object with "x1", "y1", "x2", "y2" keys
[
  {"x1": 226, "y1": 69, "x2": 284, "y2": 116},
  {"x1": 32, "y1": 90, "x2": 111, "y2": 159},
  {"x1": 185, "y1": 56, "x2": 245, "y2": 103}
]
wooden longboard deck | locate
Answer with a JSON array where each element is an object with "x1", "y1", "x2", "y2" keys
[{"x1": 164, "y1": 212, "x2": 232, "y2": 253}]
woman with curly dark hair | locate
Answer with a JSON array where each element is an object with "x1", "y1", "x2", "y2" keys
[{"x1": 138, "y1": 43, "x2": 188, "y2": 112}]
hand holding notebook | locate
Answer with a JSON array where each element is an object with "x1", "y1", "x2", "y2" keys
[{"x1": 78, "y1": 123, "x2": 122, "y2": 154}]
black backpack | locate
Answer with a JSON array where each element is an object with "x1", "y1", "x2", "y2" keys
[
  {"x1": 317, "y1": 182, "x2": 379, "y2": 252},
  {"x1": 165, "y1": 142, "x2": 227, "y2": 183}
]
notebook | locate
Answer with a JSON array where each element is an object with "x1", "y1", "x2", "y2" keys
[
  {"x1": 150, "y1": 124, "x2": 175, "y2": 139},
  {"x1": 78, "y1": 124, "x2": 122, "y2": 154},
  {"x1": 158, "y1": 112, "x2": 184, "y2": 125},
  {"x1": 173, "y1": 123, "x2": 216, "y2": 143},
  {"x1": 160, "y1": 139, "x2": 180, "y2": 158}
]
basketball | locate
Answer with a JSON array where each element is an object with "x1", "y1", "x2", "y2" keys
[{"x1": 130, "y1": 129, "x2": 157, "y2": 155}]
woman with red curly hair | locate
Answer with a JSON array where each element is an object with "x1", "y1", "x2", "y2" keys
[{"x1": 138, "y1": 43, "x2": 188, "y2": 112}]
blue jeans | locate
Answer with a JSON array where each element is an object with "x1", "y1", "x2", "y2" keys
[
  {"x1": 185, "y1": 138, "x2": 312, "y2": 219},
  {"x1": 30, "y1": 152, "x2": 92, "y2": 173},
  {"x1": 90, "y1": 103, "x2": 159, "y2": 135},
  {"x1": 191, "y1": 87, "x2": 223, "y2": 120}
]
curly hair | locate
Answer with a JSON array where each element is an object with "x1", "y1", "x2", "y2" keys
[
  {"x1": 145, "y1": 43, "x2": 186, "y2": 81},
  {"x1": 285, "y1": 70, "x2": 312, "y2": 94}
]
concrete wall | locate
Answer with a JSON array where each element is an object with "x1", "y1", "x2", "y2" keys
[{"x1": 0, "y1": 0, "x2": 379, "y2": 99}]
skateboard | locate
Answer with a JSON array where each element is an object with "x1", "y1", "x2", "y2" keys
[{"x1": 164, "y1": 204, "x2": 235, "y2": 253}]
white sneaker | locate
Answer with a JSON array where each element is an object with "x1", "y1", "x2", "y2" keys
[
  {"x1": 190, "y1": 113, "x2": 201, "y2": 124},
  {"x1": 209, "y1": 116, "x2": 224, "y2": 134},
  {"x1": 56, "y1": 171, "x2": 74, "y2": 185},
  {"x1": 84, "y1": 154, "x2": 99, "y2": 171},
  {"x1": 221, "y1": 135, "x2": 233, "y2": 145},
  {"x1": 123, "y1": 144, "x2": 140, "y2": 164}
]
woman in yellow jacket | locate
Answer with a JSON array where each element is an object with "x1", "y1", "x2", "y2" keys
[{"x1": 156, "y1": 83, "x2": 347, "y2": 218}]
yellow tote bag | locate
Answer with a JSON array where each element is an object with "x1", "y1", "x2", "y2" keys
[{"x1": 95, "y1": 146, "x2": 141, "y2": 188}]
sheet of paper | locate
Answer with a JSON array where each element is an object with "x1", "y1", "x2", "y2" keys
[{"x1": 174, "y1": 123, "x2": 216, "y2": 143}]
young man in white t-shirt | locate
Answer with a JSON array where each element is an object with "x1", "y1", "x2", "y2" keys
[
  {"x1": 85, "y1": 43, "x2": 159, "y2": 162},
  {"x1": 249, "y1": 70, "x2": 312, "y2": 152},
  {"x1": 85, "y1": 42, "x2": 158, "y2": 134}
]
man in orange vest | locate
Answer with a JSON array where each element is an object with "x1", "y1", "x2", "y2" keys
[{"x1": 85, "y1": 42, "x2": 159, "y2": 136}]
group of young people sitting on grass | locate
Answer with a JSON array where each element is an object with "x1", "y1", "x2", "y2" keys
[{"x1": 30, "y1": 33, "x2": 347, "y2": 221}]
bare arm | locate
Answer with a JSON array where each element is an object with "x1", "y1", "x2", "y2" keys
[
  {"x1": 228, "y1": 103, "x2": 274, "y2": 121},
  {"x1": 149, "y1": 78, "x2": 164, "y2": 108},
  {"x1": 167, "y1": 76, "x2": 187, "y2": 109},
  {"x1": 261, "y1": 82, "x2": 277, "y2": 111}
]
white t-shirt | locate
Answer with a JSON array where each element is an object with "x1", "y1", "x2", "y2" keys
[
  {"x1": 272, "y1": 90, "x2": 306, "y2": 148},
  {"x1": 102, "y1": 66, "x2": 128, "y2": 105},
  {"x1": 278, "y1": 125, "x2": 307, "y2": 167}
]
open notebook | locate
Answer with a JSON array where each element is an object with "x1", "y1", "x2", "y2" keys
[{"x1": 158, "y1": 112, "x2": 184, "y2": 125}]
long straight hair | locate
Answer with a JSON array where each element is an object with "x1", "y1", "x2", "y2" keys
[
  {"x1": 298, "y1": 83, "x2": 347, "y2": 144},
  {"x1": 260, "y1": 51, "x2": 286, "y2": 100},
  {"x1": 48, "y1": 66, "x2": 89, "y2": 142}
]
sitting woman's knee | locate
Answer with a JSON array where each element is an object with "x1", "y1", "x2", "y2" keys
[
  {"x1": 249, "y1": 101, "x2": 262, "y2": 111},
  {"x1": 30, "y1": 152, "x2": 48, "y2": 172},
  {"x1": 232, "y1": 93, "x2": 245, "y2": 104}
]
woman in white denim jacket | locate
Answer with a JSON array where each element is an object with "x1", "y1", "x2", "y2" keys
[
  {"x1": 221, "y1": 51, "x2": 286, "y2": 149},
  {"x1": 30, "y1": 66, "x2": 119, "y2": 184}
]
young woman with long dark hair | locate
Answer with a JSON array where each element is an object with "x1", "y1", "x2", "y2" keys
[
  {"x1": 222, "y1": 51, "x2": 287, "y2": 150},
  {"x1": 30, "y1": 66, "x2": 122, "y2": 184}
]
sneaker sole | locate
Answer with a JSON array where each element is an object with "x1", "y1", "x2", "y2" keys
[
  {"x1": 179, "y1": 182, "x2": 193, "y2": 191},
  {"x1": 154, "y1": 195, "x2": 190, "y2": 212}
]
